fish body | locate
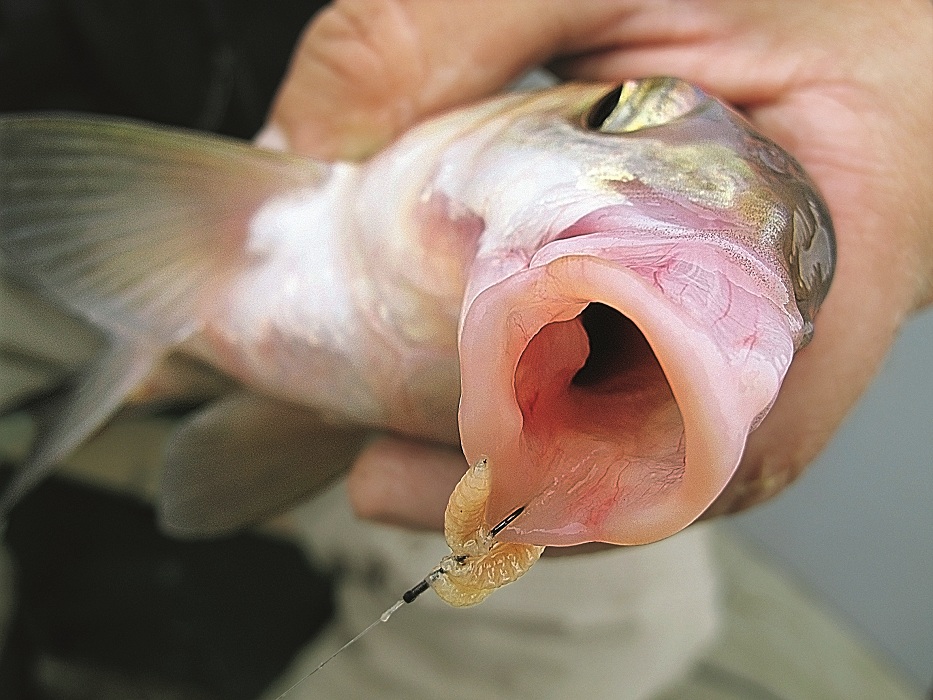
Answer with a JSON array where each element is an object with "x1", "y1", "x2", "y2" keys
[{"x1": 0, "y1": 78, "x2": 834, "y2": 545}]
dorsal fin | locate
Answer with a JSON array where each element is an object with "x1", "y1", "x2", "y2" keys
[
  {"x1": 0, "y1": 114, "x2": 328, "y2": 338},
  {"x1": 0, "y1": 114, "x2": 331, "y2": 520}
]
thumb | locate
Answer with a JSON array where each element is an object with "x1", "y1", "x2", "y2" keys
[{"x1": 261, "y1": 0, "x2": 626, "y2": 159}]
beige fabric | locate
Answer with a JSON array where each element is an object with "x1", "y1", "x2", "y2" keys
[
  {"x1": 262, "y1": 483, "x2": 720, "y2": 700},
  {"x1": 263, "y1": 481, "x2": 924, "y2": 700},
  {"x1": 657, "y1": 534, "x2": 924, "y2": 700}
]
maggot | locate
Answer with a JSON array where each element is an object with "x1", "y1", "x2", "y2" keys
[{"x1": 429, "y1": 458, "x2": 545, "y2": 607}]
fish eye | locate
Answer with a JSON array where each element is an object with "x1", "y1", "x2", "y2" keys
[
  {"x1": 583, "y1": 78, "x2": 706, "y2": 134},
  {"x1": 584, "y1": 85, "x2": 625, "y2": 130}
]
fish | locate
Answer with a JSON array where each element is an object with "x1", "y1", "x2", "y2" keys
[{"x1": 0, "y1": 77, "x2": 835, "y2": 548}]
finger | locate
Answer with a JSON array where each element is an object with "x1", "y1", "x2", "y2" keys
[
  {"x1": 265, "y1": 0, "x2": 648, "y2": 159},
  {"x1": 266, "y1": 0, "x2": 849, "y2": 161},
  {"x1": 347, "y1": 435, "x2": 467, "y2": 530},
  {"x1": 703, "y1": 37, "x2": 930, "y2": 515}
]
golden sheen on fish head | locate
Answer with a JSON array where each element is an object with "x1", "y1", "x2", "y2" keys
[
  {"x1": 582, "y1": 78, "x2": 834, "y2": 339},
  {"x1": 455, "y1": 78, "x2": 835, "y2": 343},
  {"x1": 452, "y1": 79, "x2": 836, "y2": 546}
]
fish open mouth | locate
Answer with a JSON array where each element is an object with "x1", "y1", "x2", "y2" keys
[
  {"x1": 511, "y1": 303, "x2": 687, "y2": 543},
  {"x1": 458, "y1": 239, "x2": 798, "y2": 546}
]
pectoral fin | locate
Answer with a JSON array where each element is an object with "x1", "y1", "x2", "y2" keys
[{"x1": 161, "y1": 393, "x2": 368, "y2": 538}]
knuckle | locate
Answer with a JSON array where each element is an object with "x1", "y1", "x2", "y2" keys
[
  {"x1": 298, "y1": 0, "x2": 421, "y2": 102},
  {"x1": 283, "y1": 0, "x2": 424, "y2": 153}
]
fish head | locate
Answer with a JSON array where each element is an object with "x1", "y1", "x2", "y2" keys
[
  {"x1": 457, "y1": 78, "x2": 835, "y2": 340},
  {"x1": 453, "y1": 78, "x2": 836, "y2": 546}
]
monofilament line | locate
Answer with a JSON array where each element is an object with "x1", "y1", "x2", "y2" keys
[
  {"x1": 273, "y1": 599, "x2": 405, "y2": 699},
  {"x1": 272, "y1": 507, "x2": 527, "y2": 697}
]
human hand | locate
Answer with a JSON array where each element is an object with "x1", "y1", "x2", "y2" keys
[{"x1": 262, "y1": 0, "x2": 933, "y2": 533}]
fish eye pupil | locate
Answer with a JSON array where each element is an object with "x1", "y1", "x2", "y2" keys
[{"x1": 585, "y1": 85, "x2": 624, "y2": 130}]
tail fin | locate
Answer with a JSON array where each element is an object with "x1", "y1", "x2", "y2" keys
[{"x1": 0, "y1": 114, "x2": 328, "y2": 521}]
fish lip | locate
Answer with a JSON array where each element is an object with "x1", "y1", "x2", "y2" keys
[{"x1": 458, "y1": 245, "x2": 794, "y2": 546}]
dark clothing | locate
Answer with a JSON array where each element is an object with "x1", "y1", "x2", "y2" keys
[{"x1": 0, "y1": 0, "x2": 328, "y2": 137}]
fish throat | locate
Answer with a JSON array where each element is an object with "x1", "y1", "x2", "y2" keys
[{"x1": 506, "y1": 302, "x2": 686, "y2": 544}]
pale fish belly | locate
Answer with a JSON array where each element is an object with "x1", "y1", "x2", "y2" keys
[{"x1": 196, "y1": 177, "x2": 463, "y2": 440}]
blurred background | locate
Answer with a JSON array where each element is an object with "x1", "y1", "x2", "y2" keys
[{"x1": 731, "y1": 309, "x2": 933, "y2": 686}]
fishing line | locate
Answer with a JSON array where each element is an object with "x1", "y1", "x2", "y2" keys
[{"x1": 274, "y1": 505, "x2": 527, "y2": 698}]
